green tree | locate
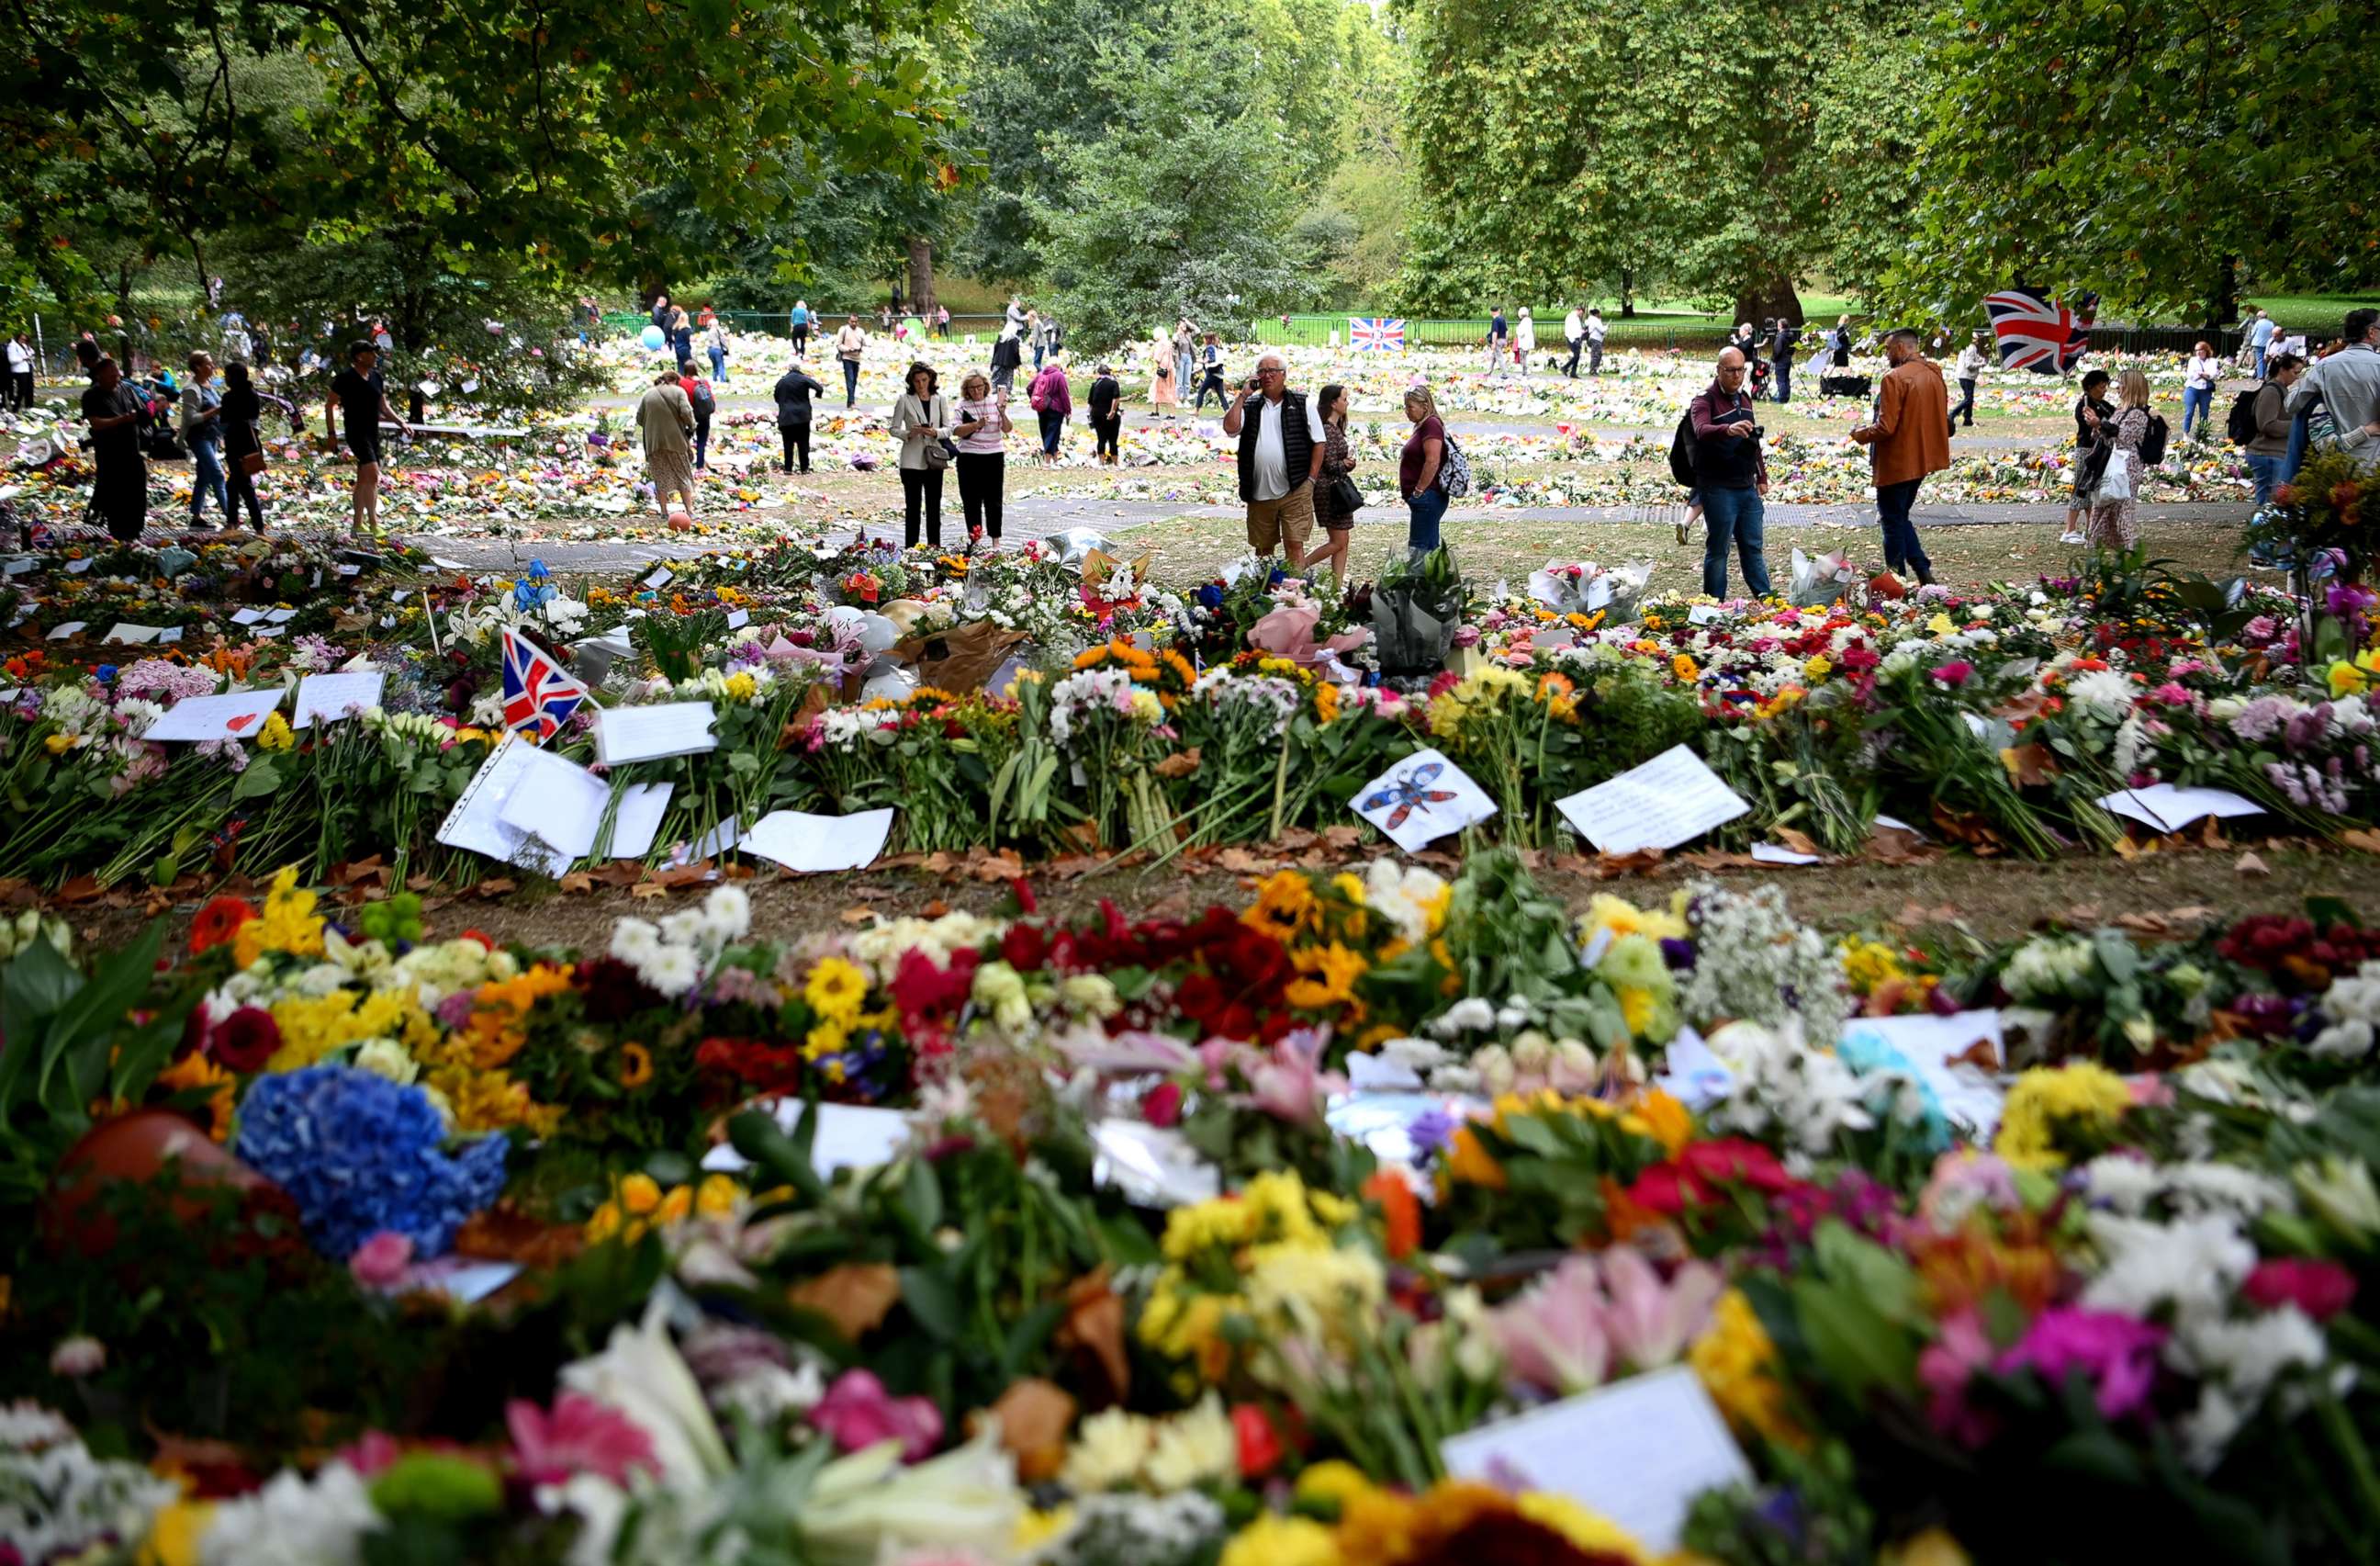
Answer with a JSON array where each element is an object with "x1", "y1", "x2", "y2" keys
[
  {"x1": 1397, "y1": 0, "x2": 1925, "y2": 322},
  {"x1": 1027, "y1": 11, "x2": 1323, "y2": 351},
  {"x1": 1881, "y1": 0, "x2": 2380, "y2": 327},
  {"x1": 0, "y1": 0, "x2": 958, "y2": 314}
]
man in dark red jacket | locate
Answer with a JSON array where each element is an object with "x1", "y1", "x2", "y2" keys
[{"x1": 1687, "y1": 347, "x2": 1772, "y2": 598}]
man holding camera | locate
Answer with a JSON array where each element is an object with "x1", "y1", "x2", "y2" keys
[
  {"x1": 1223, "y1": 352, "x2": 1325, "y2": 570},
  {"x1": 1686, "y1": 346, "x2": 1773, "y2": 598},
  {"x1": 1850, "y1": 328, "x2": 1951, "y2": 585}
]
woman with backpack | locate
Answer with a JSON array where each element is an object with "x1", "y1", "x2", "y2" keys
[
  {"x1": 2243, "y1": 353, "x2": 2305, "y2": 510},
  {"x1": 677, "y1": 360, "x2": 716, "y2": 470},
  {"x1": 890, "y1": 360, "x2": 952, "y2": 546},
  {"x1": 1399, "y1": 385, "x2": 1449, "y2": 563},
  {"x1": 1027, "y1": 355, "x2": 1071, "y2": 466},
  {"x1": 2086, "y1": 368, "x2": 2155, "y2": 551}
]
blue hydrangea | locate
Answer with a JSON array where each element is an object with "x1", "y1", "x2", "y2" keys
[{"x1": 234, "y1": 1065, "x2": 510, "y2": 1260}]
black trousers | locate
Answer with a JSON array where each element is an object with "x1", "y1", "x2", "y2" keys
[
  {"x1": 7, "y1": 370, "x2": 29, "y2": 410},
  {"x1": 1195, "y1": 370, "x2": 1229, "y2": 410},
  {"x1": 901, "y1": 464, "x2": 944, "y2": 546},
  {"x1": 1589, "y1": 340, "x2": 1604, "y2": 374},
  {"x1": 1954, "y1": 377, "x2": 1977, "y2": 429},
  {"x1": 957, "y1": 450, "x2": 1005, "y2": 538},
  {"x1": 692, "y1": 413, "x2": 711, "y2": 469},
  {"x1": 225, "y1": 456, "x2": 264, "y2": 527},
  {"x1": 1092, "y1": 415, "x2": 1121, "y2": 458},
  {"x1": 780, "y1": 423, "x2": 811, "y2": 472},
  {"x1": 1563, "y1": 337, "x2": 1582, "y2": 377}
]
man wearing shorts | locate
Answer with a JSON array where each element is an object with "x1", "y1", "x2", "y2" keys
[
  {"x1": 325, "y1": 340, "x2": 407, "y2": 534},
  {"x1": 1221, "y1": 352, "x2": 1324, "y2": 569}
]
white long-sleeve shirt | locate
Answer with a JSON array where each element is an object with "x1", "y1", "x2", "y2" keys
[{"x1": 2185, "y1": 354, "x2": 2218, "y2": 390}]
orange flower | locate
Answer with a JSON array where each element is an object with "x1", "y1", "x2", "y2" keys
[
  {"x1": 617, "y1": 1041, "x2": 654, "y2": 1088},
  {"x1": 1441, "y1": 1124, "x2": 1507, "y2": 1189},
  {"x1": 1363, "y1": 1170, "x2": 1420, "y2": 1259},
  {"x1": 188, "y1": 896, "x2": 258, "y2": 955}
]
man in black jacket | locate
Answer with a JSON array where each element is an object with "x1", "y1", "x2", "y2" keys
[
  {"x1": 990, "y1": 330, "x2": 1023, "y2": 397},
  {"x1": 1770, "y1": 320, "x2": 1802, "y2": 405},
  {"x1": 771, "y1": 361, "x2": 825, "y2": 473},
  {"x1": 1686, "y1": 347, "x2": 1772, "y2": 598}
]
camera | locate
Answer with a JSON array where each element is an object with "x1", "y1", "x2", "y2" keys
[{"x1": 1749, "y1": 425, "x2": 1765, "y2": 439}]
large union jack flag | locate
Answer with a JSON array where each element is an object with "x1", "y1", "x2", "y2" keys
[
  {"x1": 501, "y1": 625, "x2": 587, "y2": 742},
  {"x1": 1349, "y1": 317, "x2": 1406, "y2": 352},
  {"x1": 1983, "y1": 287, "x2": 2096, "y2": 374}
]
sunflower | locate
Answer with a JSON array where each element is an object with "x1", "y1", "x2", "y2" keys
[
  {"x1": 803, "y1": 957, "x2": 870, "y2": 1023},
  {"x1": 616, "y1": 1041, "x2": 654, "y2": 1088}
]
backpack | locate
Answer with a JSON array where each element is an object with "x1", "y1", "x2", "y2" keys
[
  {"x1": 1667, "y1": 410, "x2": 1697, "y2": 487},
  {"x1": 1028, "y1": 373, "x2": 1050, "y2": 412},
  {"x1": 2139, "y1": 411, "x2": 2170, "y2": 466},
  {"x1": 2225, "y1": 388, "x2": 2262, "y2": 446},
  {"x1": 1440, "y1": 432, "x2": 1473, "y2": 498},
  {"x1": 688, "y1": 378, "x2": 715, "y2": 415}
]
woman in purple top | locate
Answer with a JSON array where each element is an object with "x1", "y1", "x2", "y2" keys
[{"x1": 1028, "y1": 357, "x2": 1072, "y2": 465}]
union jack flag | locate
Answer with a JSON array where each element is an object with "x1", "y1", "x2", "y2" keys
[
  {"x1": 1349, "y1": 317, "x2": 1406, "y2": 353},
  {"x1": 501, "y1": 625, "x2": 587, "y2": 742},
  {"x1": 1983, "y1": 287, "x2": 2097, "y2": 374}
]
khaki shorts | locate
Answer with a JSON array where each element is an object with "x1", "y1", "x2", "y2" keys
[{"x1": 1244, "y1": 481, "x2": 1316, "y2": 557}]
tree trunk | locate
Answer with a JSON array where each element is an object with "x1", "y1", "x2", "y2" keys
[
  {"x1": 905, "y1": 238, "x2": 937, "y2": 317},
  {"x1": 1619, "y1": 268, "x2": 1636, "y2": 318},
  {"x1": 2205, "y1": 254, "x2": 2238, "y2": 331},
  {"x1": 1732, "y1": 277, "x2": 1805, "y2": 330}
]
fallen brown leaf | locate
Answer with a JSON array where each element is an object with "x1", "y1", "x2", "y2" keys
[
  {"x1": 1216, "y1": 847, "x2": 1273, "y2": 875},
  {"x1": 838, "y1": 907, "x2": 874, "y2": 925},
  {"x1": 787, "y1": 1263, "x2": 904, "y2": 1341},
  {"x1": 1152, "y1": 747, "x2": 1202, "y2": 779},
  {"x1": 558, "y1": 872, "x2": 594, "y2": 894},
  {"x1": 1593, "y1": 848, "x2": 1667, "y2": 877},
  {"x1": 971, "y1": 1378, "x2": 1076, "y2": 1483},
  {"x1": 1056, "y1": 1267, "x2": 1129, "y2": 1405}
]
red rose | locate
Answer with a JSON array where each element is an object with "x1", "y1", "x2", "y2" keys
[
  {"x1": 209, "y1": 1006, "x2": 282, "y2": 1073},
  {"x1": 1142, "y1": 1081, "x2": 1184, "y2": 1128},
  {"x1": 1001, "y1": 922, "x2": 1050, "y2": 973},
  {"x1": 1680, "y1": 1137, "x2": 1796, "y2": 1194},
  {"x1": 1232, "y1": 1403, "x2": 1285, "y2": 1480}
]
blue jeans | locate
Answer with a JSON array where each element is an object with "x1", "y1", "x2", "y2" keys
[
  {"x1": 2181, "y1": 384, "x2": 2212, "y2": 440},
  {"x1": 2247, "y1": 454, "x2": 2285, "y2": 508},
  {"x1": 707, "y1": 345, "x2": 727, "y2": 380},
  {"x1": 841, "y1": 357, "x2": 859, "y2": 407},
  {"x1": 1701, "y1": 485, "x2": 1771, "y2": 597},
  {"x1": 2253, "y1": 347, "x2": 2267, "y2": 379},
  {"x1": 1876, "y1": 477, "x2": 1930, "y2": 575},
  {"x1": 189, "y1": 438, "x2": 229, "y2": 524},
  {"x1": 1772, "y1": 361, "x2": 1791, "y2": 404},
  {"x1": 1038, "y1": 409, "x2": 1065, "y2": 455},
  {"x1": 1406, "y1": 486, "x2": 1447, "y2": 554},
  {"x1": 2285, "y1": 410, "x2": 2312, "y2": 479}
]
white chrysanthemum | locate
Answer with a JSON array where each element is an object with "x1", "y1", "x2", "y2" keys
[
  {"x1": 639, "y1": 942, "x2": 702, "y2": 997},
  {"x1": 200, "y1": 1462, "x2": 379, "y2": 1566}
]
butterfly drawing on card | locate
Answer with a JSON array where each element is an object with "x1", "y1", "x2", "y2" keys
[{"x1": 1363, "y1": 760, "x2": 1461, "y2": 831}]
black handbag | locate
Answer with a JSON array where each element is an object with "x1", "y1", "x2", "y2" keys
[
  {"x1": 2073, "y1": 437, "x2": 2113, "y2": 499},
  {"x1": 1330, "y1": 472, "x2": 1364, "y2": 514}
]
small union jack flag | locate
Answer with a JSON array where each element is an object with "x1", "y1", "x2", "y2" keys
[
  {"x1": 501, "y1": 625, "x2": 587, "y2": 742},
  {"x1": 1983, "y1": 287, "x2": 2096, "y2": 374},
  {"x1": 1349, "y1": 317, "x2": 1406, "y2": 353}
]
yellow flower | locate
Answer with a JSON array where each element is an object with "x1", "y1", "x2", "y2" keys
[
  {"x1": 1220, "y1": 1513, "x2": 1340, "y2": 1566},
  {"x1": 43, "y1": 732, "x2": 75, "y2": 755},
  {"x1": 256, "y1": 711, "x2": 295, "y2": 751},
  {"x1": 1995, "y1": 1062, "x2": 2132, "y2": 1170},
  {"x1": 232, "y1": 865, "x2": 326, "y2": 967},
  {"x1": 1672, "y1": 653, "x2": 1701, "y2": 682},
  {"x1": 1926, "y1": 612, "x2": 1957, "y2": 635},
  {"x1": 1690, "y1": 1288, "x2": 1808, "y2": 1448},
  {"x1": 695, "y1": 1174, "x2": 741, "y2": 1218},
  {"x1": 1882, "y1": 1528, "x2": 1974, "y2": 1566},
  {"x1": 1514, "y1": 1493, "x2": 1648, "y2": 1562},
  {"x1": 657, "y1": 1184, "x2": 694, "y2": 1224},
  {"x1": 722, "y1": 670, "x2": 758, "y2": 702},
  {"x1": 585, "y1": 1200, "x2": 624, "y2": 1243},
  {"x1": 138, "y1": 1496, "x2": 217, "y2": 1566},
  {"x1": 1803, "y1": 655, "x2": 1833, "y2": 679},
  {"x1": 154, "y1": 1052, "x2": 236, "y2": 1141},
  {"x1": 616, "y1": 1041, "x2": 654, "y2": 1088},
  {"x1": 1243, "y1": 870, "x2": 1322, "y2": 940},
  {"x1": 1624, "y1": 1087, "x2": 1693, "y2": 1157},
  {"x1": 803, "y1": 1020, "x2": 848, "y2": 1061},
  {"x1": 803, "y1": 957, "x2": 870, "y2": 1023},
  {"x1": 2329, "y1": 648, "x2": 2380, "y2": 698},
  {"x1": 1295, "y1": 1459, "x2": 1376, "y2": 1511},
  {"x1": 1285, "y1": 942, "x2": 1368, "y2": 1011},
  {"x1": 1014, "y1": 1506, "x2": 1076, "y2": 1552},
  {"x1": 618, "y1": 1173, "x2": 663, "y2": 1216}
]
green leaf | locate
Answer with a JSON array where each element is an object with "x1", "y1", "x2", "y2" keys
[
  {"x1": 902, "y1": 1155, "x2": 944, "y2": 1236},
  {"x1": 1791, "y1": 1279, "x2": 1918, "y2": 1400},
  {"x1": 898, "y1": 1265, "x2": 963, "y2": 1342}
]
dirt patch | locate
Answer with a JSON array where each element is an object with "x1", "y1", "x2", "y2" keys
[{"x1": 61, "y1": 841, "x2": 2375, "y2": 958}]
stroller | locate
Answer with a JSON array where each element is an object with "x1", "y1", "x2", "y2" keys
[{"x1": 124, "y1": 373, "x2": 187, "y2": 461}]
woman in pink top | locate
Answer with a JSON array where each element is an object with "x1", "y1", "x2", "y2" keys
[
  {"x1": 952, "y1": 371, "x2": 1013, "y2": 542},
  {"x1": 1028, "y1": 356, "x2": 1071, "y2": 465}
]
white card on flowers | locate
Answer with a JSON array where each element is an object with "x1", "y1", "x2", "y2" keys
[
  {"x1": 1555, "y1": 745, "x2": 1748, "y2": 855},
  {"x1": 143, "y1": 687, "x2": 286, "y2": 742},
  {"x1": 292, "y1": 671, "x2": 386, "y2": 728},
  {"x1": 594, "y1": 701, "x2": 718, "y2": 764},
  {"x1": 1441, "y1": 1365, "x2": 1752, "y2": 1553},
  {"x1": 1352, "y1": 747, "x2": 1496, "y2": 852}
]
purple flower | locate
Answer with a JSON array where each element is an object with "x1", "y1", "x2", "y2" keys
[
  {"x1": 1995, "y1": 1307, "x2": 2166, "y2": 1420},
  {"x1": 1409, "y1": 1106, "x2": 1458, "y2": 1155}
]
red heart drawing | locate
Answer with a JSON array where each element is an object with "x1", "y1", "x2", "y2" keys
[{"x1": 225, "y1": 713, "x2": 259, "y2": 733}]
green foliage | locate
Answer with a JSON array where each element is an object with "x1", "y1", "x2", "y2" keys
[
  {"x1": 1397, "y1": 0, "x2": 1926, "y2": 318},
  {"x1": 1026, "y1": 9, "x2": 1329, "y2": 348},
  {"x1": 0, "y1": 922, "x2": 177, "y2": 1158},
  {"x1": 1885, "y1": 0, "x2": 2380, "y2": 323}
]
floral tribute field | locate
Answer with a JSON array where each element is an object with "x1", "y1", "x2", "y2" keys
[{"x1": 6, "y1": 441, "x2": 2380, "y2": 1563}]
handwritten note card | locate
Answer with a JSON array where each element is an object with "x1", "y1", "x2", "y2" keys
[
  {"x1": 292, "y1": 671, "x2": 387, "y2": 728},
  {"x1": 741, "y1": 809, "x2": 894, "y2": 873},
  {"x1": 594, "y1": 701, "x2": 718, "y2": 765},
  {"x1": 1555, "y1": 745, "x2": 1749, "y2": 855}
]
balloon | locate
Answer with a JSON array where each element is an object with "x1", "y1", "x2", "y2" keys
[
  {"x1": 640, "y1": 324, "x2": 666, "y2": 351},
  {"x1": 857, "y1": 614, "x2": 900, "y2": 654}
]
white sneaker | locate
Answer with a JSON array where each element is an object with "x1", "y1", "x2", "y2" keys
[{"x1": 2058, "y1": 530, "x2": 2086, "y2": 545}]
